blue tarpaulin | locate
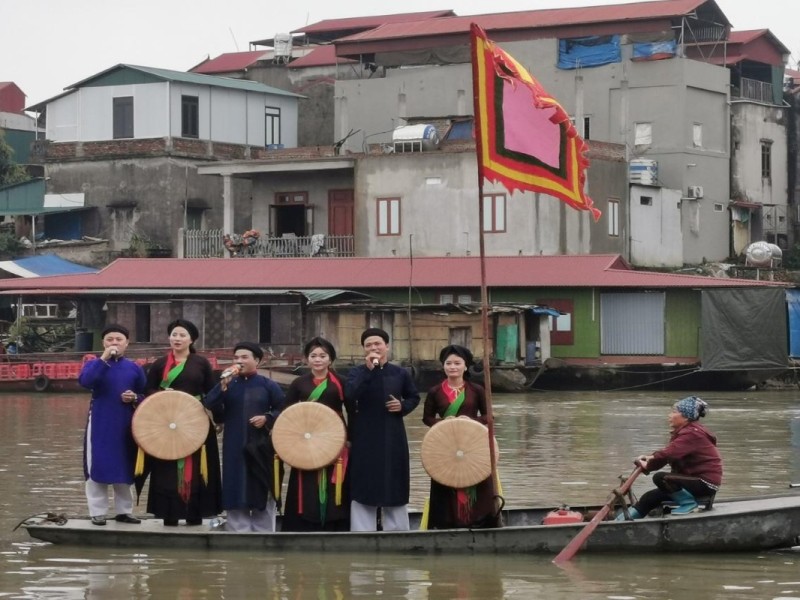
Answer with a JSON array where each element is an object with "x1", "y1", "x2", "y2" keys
[
  {"x1": 788, "y1": 290, "x2": 800, "y2": 358},
  {"x1": 632, "y1": 40, "x2": 677, "y2": 61},
  {"x1": 557, "y1": 35, "x2": 621, "y2": 69}
]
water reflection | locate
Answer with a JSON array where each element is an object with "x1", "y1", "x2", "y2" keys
[{"x1": 3, "y1": 390, "x2": 800, "y2": 598}]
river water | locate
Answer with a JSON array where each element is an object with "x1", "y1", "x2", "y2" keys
[{"x1": 2, "y1": 390, "x2": 800, "y2": 599}]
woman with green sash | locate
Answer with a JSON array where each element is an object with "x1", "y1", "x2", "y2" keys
[
  {"x1": 281, "y1": 337, "x2": 350, "y2": 531},
  {"x1": 422, "y1": 345, "x2": 495, "y2": 529},
  {"x1": 142, "y1": 319, "x2": 222, "y2": 526}
]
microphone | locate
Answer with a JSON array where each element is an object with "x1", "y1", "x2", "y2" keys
[
  {"x1": 220, "y1": 365, "x2": 240, "y2": 379},
  {"x1": 372, "y1": 359, "x2": 380, "y2": 368},
  {"x1": 109, "y1": 348, "x2": 118, "y2": 357}
]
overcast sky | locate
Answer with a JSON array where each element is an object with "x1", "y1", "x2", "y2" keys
[{"x1": 2, "y1": 0, "x2": 798, "y2": 108}]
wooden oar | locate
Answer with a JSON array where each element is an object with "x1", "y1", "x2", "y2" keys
[{"x1": 552, "y1": 465, "x2": 644, "y2": 565}]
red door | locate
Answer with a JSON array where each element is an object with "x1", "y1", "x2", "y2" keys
[{"x1": 328, "y1": 189, "x2": 354, "y2": 236}]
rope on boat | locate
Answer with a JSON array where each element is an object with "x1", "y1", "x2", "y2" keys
[{"x1": 12, "y1": 512, "x2": 67, "y2": 532}]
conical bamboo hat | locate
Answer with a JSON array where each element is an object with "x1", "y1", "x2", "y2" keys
[
  {"x1": 132, "y1": 390, "x2": 209, "y2": 460},
  {"x1": 272, "y1": 402, "x2": 346, "y2": 470},
  {"x1": 421, "y1": 417, "x2": 499, "y2": 488}
]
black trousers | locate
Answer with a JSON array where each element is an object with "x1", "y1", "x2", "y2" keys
[{"x1": 633, "y1": 471, "x2": 716, "y2": 517}]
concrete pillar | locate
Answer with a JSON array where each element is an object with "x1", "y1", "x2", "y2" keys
[{"x1": 223, "y1": 174, "x2": 234, "y2": 235}]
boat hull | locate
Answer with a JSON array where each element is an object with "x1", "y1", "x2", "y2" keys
[{"x1": 22, "y1": 495, "x2": 800, "y2": 554}]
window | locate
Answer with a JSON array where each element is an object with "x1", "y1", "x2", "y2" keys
[
  {"x1": 714, "y1": 203, "x2": 724, "y2": 212},
  {"x1": 438, "y1": 293, "x2": 473, "y2": 304},
  {"x1": 634, "y1": 122, "x2": 652, "y2": 147},
  {"x1": 608, "y1": 199, "x2": 619, "y2": 237},
  {"x1": 265, "y1": 107, "x2": 281, "y2": 145},
  {"x1": 761, "y1": 140, "x2": 772, "y2": 181},
  {"x1": 135, "y1": 305, "x2": 151, "y2": 343},
  {"x1": 570, "y1": 116, "x2": 591, "y2": 140},
  {"x1": 259, "y1": 306, "x2": 272, "y2": 343},
  {"x1": 537, "y1": 298, "x2": 574, "y2": 345},
  {"x1": 181, "y1": 96, "x2": 199, "y2": 138},
  {"x1": 113, "y1": 97, "x2": 134, "y2": 139},
  {"x1": 276, "y1": 192, "x2": 308, "y2": 204},
  {"x1": 186, "y1": 207, "x2": 204, "y2": 230},
  {"x1": 377, "y1": 197, "x2": 401, "y2": 236},
  {"x1": 482, "y1": 193, "x2": 506, "y2": 233},
  {"x1": 692, "y1": 123, "x2": 702, "y2": 148},
  {"x1": 640, "y1": 196, "x2": 653, "y2": 206}
]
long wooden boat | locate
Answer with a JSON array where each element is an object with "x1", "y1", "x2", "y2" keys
[{"x1": 21, "y1": 494, "x2": 800, "y2": 554}]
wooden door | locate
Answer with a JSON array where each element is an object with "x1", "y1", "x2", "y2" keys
[{"x1": 328, "y1": 189, "x2": 354, "y2": 236}]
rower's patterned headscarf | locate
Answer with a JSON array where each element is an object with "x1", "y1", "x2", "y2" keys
[{"x1": 674, "y1": 396, "x2": 708, "y2": 421}]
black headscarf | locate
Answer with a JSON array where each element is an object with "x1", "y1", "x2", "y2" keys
[
  {"x1": 234, "y1": 341, "x2": 264, "y2": 361},
  {"x1": 303, "y1": 336, "x2": 337, "y2": 361},
  {"x1": 360, "y1": 328, "x2": 390, "y2": 345}
]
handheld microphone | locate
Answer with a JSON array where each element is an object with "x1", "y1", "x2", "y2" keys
[
  {"x1": 372, "y1": 358, "x2": 380, "y2": 368},
  {"x1": 109, "y1": 348, "x2": 118, "y2": 357},
  {"x1": 220, "y1": 365, "x2": 240, "y2": 379}
]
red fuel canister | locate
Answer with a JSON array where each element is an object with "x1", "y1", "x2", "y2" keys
[{"x1": 542, "y1": 508, "x2": 584, "y2": 525}]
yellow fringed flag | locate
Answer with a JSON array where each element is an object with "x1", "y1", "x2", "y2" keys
[{"x1": 419, "y1": 498, "x2": 430, "y2": 531}]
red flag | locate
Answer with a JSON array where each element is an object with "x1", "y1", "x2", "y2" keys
[{"x1": 470, "y1": 23, "x2": 601, "y2": 221}]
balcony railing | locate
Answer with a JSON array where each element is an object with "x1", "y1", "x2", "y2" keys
[
  {"x1": 182, "y1": 229, "x2": 355, "y2": 258},
  {"x1": 734, "y1": 77, "x2": 776, "y2": 104}
]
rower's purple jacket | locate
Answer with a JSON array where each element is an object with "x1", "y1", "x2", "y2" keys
[{"x1": 648, "y1": 421, "x2": 723, "y2": 486}]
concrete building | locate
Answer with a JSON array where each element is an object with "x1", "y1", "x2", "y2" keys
[{"x1": 25, "y1": 65, "x2": 302, "y2": 256}]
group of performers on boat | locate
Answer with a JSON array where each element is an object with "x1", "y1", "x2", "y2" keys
[{"x1": 79, "y1": 320, "x2": 723, "y2": 532}]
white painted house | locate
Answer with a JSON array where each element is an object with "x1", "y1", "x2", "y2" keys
[{"x1": 37, "y1": 64, "x2": 301, "y2": 147}]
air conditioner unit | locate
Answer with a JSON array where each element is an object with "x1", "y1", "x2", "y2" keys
[{"x1": 687, "y1": 185, "x2": 704, "y2": 199}]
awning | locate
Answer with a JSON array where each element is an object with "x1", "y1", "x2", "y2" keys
[
  {"x1": 730, "y1": 200, "x2": 762, "y2": 211},
  {"x1": 532, "y1": 306, "x2": 562, "y2": 317}
]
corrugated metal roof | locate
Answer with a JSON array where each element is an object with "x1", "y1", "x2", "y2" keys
[
  {"x1": 0, "y1": 256, "x2": 97, "y2": 278},
  {"x1": 70, "y1": 64, "x2": 303, "y2": 98},
  {"x1": 0, "y1": 255, "x2": 784, "y2": 295},
  {"x1": 292, "y1": 10, "x2": 457, "y2": 35},
  {"x1": 288, "y1": 45, "x2": 357, "y2": 68},
  {"x1": 334, "y1": 0, "x2": 720, "y2": 46},
  {"x1": 190, "y1": 51, "x2": 271, "y2": 75}
]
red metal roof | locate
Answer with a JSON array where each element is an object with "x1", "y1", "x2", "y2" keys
[
  {"x1": 334, "y1": 0, "x2": 717, "y2": 46},
  {"x1": 288, "y1": 45, "x2": 356, "y2": 68},
  {"x1": 0, "y1": 255, "x2": 782, "y2": 296},
  {"x1": 190, "y1": 51, "x2": 270, "y2": 74},
  {"x1": 292, "y1": 11, "x2": 456, "y2": 35},
  {"x1": 687, "y1": 28, "x2": 790, "y2": 66}
]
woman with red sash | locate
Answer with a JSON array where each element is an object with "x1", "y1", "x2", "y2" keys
[
  {"x1": 281, "y1": 337, "x2": 350, "y2": 531},
  {"x1": 422, "y1": 345, "x2": 496, "y2": 529},
  {"x1": 141, "y1": 319, "x2": 222, "y2": 526}
]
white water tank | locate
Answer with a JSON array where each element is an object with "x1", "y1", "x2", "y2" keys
[
  {"x1": 274, "y1": 34, "x2": 293, "y2": 60},
  {"x1": 745, "y1": 241, "x2": 773, "y2": 267},
  {"x1": 392, "y1": 124, "x2": 440, "y2": 153}
]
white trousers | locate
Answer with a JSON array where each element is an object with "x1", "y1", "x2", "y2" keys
[
  {"x1": 85, "y1": 479, "x2": 134, "y2": 518},
  {"x1": 225, "y1": 498, "x2": 277, "y2": 533},
  {"x1": 350, "y1": 500, "x2": 410, "y2": 532}
]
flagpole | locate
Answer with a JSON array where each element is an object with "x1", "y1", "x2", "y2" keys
[{"x1": 470, "y1": 24, "x2": 501, "y2": 517}]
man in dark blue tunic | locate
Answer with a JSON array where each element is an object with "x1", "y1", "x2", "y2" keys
[
  {"x1": 204, "y1": 342, "x2": 284, "y2": 532},
  {"x1": 78, "y1": 324, "x2": 146, "y2": 526},
  {"x1": 345, "y1": 328, "x2": 420, "y2": 531}
]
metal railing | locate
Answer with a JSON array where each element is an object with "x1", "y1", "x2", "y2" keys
[
  {"x1": 735, "y1": 78, "x2": 776, "y2": 104},
  {"x1": 183, "y1": 230, "x2": 355, "y2": 258}
]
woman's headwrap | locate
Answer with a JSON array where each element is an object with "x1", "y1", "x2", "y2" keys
[
  {"x1": 673, "y1": 395, "x2": 708, "y2": 421},
  {"x1": 167, "y1": 319, "x2": 199, "y2": 341},
  {"x1": 303, "y1": 336, "x2": 336, "y2": 361}
]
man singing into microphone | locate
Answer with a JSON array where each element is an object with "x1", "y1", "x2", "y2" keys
[
  {"x1": 345, "y1": 328, "x2": 420, "y2": 531},
  {"x1": 78, "y1": 324, "x2": 146, "y2": 526}
]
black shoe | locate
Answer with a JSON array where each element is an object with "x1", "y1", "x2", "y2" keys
[
  {"x1": 185, "y1": 518, "x2": 202, "y2": 526},
  {"x1": 114, "y1": 514, "x2": 141, "y2": 524},
  {"x1": 91, "y1": 516, "x2": 107, "y2": 526},
  {"x1": 163, "y1": 519, "x2": 179, "y2": 527}
]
